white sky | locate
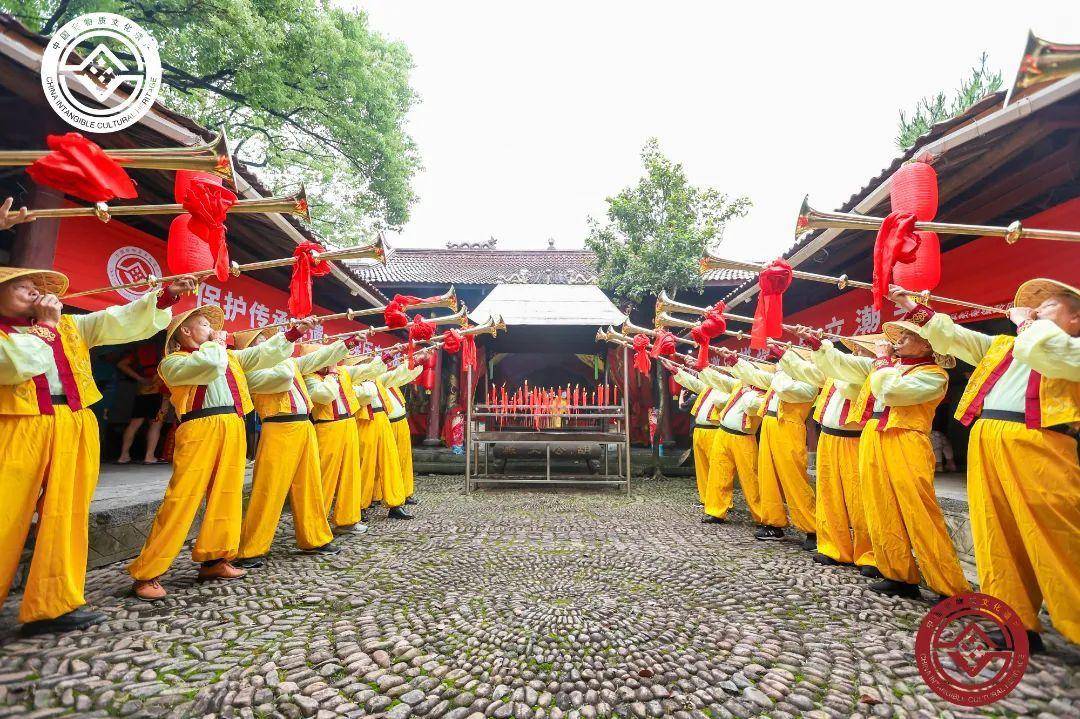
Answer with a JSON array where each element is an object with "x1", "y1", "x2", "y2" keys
[{"x1": 357, "y1": 1, "x2": 1080, "y2": 259}]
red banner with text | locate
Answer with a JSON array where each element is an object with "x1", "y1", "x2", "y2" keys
[{"x1": 53, "y1": 216, "x2": 392, "y2": 349}]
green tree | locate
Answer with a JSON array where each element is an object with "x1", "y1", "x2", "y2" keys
[
  {"x1": 896, "y1": 52, "x2": 1003, "y2": 150},
  {"x1": 586, "y1": 138, "x2": 751, "y2": 304},
  {"x1": 4, "y1": 0, "x2": 420, "y2": 244}
]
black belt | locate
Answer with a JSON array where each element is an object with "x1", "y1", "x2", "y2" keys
[
  {"x1": 50, "y1": 394, "x2": 67, "y2": 405},
  {"x1": 180, "y1": 406, "x2": 238, "y2": 424},
  {"x1": 979, "y1": 410, "x2": 1077, "y2": 438},
  {"x1": 313, "y1": 416, "x2": 348, "y2": 424},
  {"x1": 389, "y1": 414, "x2": 406, "y2": 423},
  {"x1": 371, "y1": 407, "x2": 386, "y2": 414},
  {"x1": 820, "y1": 426, "x2": 862, "y2": 438},
  {"x1": 870, "y1": 411, "x2": 885, "y2": 420},
  {"x1": 693, "y1": 423, "x2": 718, "y2": 431},
  {"x1": 719, "y1": 424, "x2": 751, "y2": 436},
  {"x1": 764, "y1": 410, "x2": 778, "y2": 418},
  {"x1": 263, "y1": 413, "x2": 311, "y2": 424}
]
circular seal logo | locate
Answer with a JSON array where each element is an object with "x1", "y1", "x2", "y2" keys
[
  {"x1": 40, "y1": 13, "x2": 162, "y2": 133},
  {"x1": 914, "y1": 593, "x2": 1029, "y2": 707},
  {"x1": 107, "y1": 246, "x2": 161, "y2": 301}
]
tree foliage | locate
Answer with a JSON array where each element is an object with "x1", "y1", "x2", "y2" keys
[
  {"x1": 586, "y1": 138, "x2": 751, "y2": 304},
  {"x1": 4, "y1": 0, "x2": 420, "y2": 244},
  {"x1": 896, "y1": 53, "x2": 1003, "y2": 151}
]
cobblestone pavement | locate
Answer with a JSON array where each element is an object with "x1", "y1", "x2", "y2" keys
[{"x1": 1, "y1": 476, "x2": 1078, "y2": 719}]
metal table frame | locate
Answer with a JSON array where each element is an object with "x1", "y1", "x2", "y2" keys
[{"x1": 464, "y1": 346, "x2": 632, "y2": 494}]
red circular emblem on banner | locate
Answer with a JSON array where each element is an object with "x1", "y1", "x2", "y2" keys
[{"x1": 914, "y1": 593, "x2": 1029, "y2": 707}]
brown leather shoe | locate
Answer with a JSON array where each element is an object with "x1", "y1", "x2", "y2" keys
[
  {"x1": 133, "y1": 579, "x2": 167, "y2": 601},
  {"x1": 198, "y1": 560, "x2": 247, "y2": 581}
]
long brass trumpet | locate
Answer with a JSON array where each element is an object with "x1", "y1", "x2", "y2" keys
[
  {"x1": 0, "y1": 130, "x2": 236, "y2": 186},
  {"x1": 349, "y1": 316, "x2": 505, "y2": 360},
  {"x1": 323, "y1": 305, "x2": 470, "y2": 342},
  {"x1": 258, "y1": 286, "x2": 460, "y2": 331},
  {"x1": 23, "y1": 184, "x2": 309, "y2": 224},
  {"x1": 624, "y1": 318, "x2": 758, "y2": 353},
  {"x1": 63, "y1": 237, "x2": 385, "y2": 300},
  {"x1": 795, "y1": 195, "x2": 1080, "y2": 245},
  {"x1": 699, "y1": 254, "x2": 1006, "y2": 315},
  {"x1": 1008, "y1": 31, "x2": 1080, "y2": 101},
  {"x1": 656, "y1": 290, "x2": 854, "y2": 342}
]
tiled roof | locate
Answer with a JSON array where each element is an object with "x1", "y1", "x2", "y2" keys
[{"x1": 347, "y1": 248, "x2": 749, "y2": 285}]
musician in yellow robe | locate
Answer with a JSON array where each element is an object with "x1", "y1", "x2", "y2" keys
[
  {"x1": 0, "y1": 267, "x2": 188, "y2": 633},
  {"x1": 897, "y1": 279, "x2": 1080, "y2": 649},
  {"x1": 787, "y1": 331, "x2": 875, "y2": 570},
  {"x1": 305, "y1": 354, "x2": 367, "y2": 534},
  {"x1": 128, "y1": 306, "x2": 294, "y2": 601},
  {"x1": 702, "y1": 360, "x2": 765, "y2": 524},
  {"x1": 232, "y1": 327, "x2": 353, "y2": 568},
  {"x1": 380, "y1": 357, "x2": 425, "y2": 504},
  {"x1": 669, "y1": 362, "x2": 727, "y2": 505},
  {"x1": 350, "y1": 356, "x2": 413, "y2": 519},
  {"x1": 827, "y1": 307, "x2": 970, "y2": 600},
  {"x1": 723, "y1": 348, "x2": 818, "y2": 548}
]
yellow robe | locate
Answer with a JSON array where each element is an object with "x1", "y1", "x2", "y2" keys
[
  {"x1": 705, "y1": 375, "x2": 763, "y2": 521},
  {"x1": 346, "y1": 361, "x2": 407, "y2": 509},
  {"x1": 732, "y1": 355, "x2": 818, "y2": 533},
  {"x1": 306, "y1": 366, "x2": 363, "y2": 527},
  {"x1": 239, "y1": 341, "x2": 347, "y2": 557},
  {"x1": 673, "y1": 368, "x2": 726, "y2": 503},
  {"x1": 0, "y1": 293, "x2": 170, "y2": 622},
  {"x1": 128, "y1": 334, "x2": 293, "y2": 581},
  {"x1": 923, "y1": 314, "x2": 1080, "y2": 639},
  {"x1": 381, "y1": 363, "x2": 424, "y2": 499},
  {"x1": 788, "y1": 350, "x2": 872, "y2": 565}
]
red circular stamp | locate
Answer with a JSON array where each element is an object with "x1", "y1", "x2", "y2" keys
[{"x1": 914, "y1": 592, "x2": 1029, "y2": 707}]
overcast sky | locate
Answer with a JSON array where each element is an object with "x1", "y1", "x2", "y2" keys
[{"x1": 356, "y1": 1, "x2": 1080, "y2": 259}]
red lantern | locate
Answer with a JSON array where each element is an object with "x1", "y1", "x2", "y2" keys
[
  {"x1": 167, "y1": 214, "x2": 214, "y2": 275},
  {"x1": 174, "y1": 169, "x2": 222, "y2": 204},
  {"x1": 893, "y1": 231, "x2": 941, "y2": 291},
  {"x1": 890, "y1": 161, "x2": 938, "y2": 221}
]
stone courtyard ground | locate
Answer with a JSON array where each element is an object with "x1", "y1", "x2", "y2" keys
[{"x1": 1, "y1": 476, "x2": 1078, "y2": 719}]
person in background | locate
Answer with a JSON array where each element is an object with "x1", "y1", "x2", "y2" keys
[
  {"x1": 930, "y1": 429, "x2": 958, "y2": 473},
  {"x1": 116, "y1": 342, "x2": 168, "y2": 464}
]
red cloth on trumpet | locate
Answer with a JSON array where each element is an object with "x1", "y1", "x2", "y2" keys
[
  {"x1": 27, "y1": 133, "x2": 137, "y2": 204},
  {"x1": 406, "y1": 315, "x2": 436, "y2": 366},
  {"x1": 648, "y1": 329, "x2": 677, "y2": 358},
  {"x1": 872, "y1": 211, "x2": 920, "y2": 310},
  {"x1": 183, "y1": 178, "x2": 238, "y2": 282},
  {"x1": 750, "y1": 260, "x2": 792, "y2": 350},
  {"x1": 287, "y1": 241, "x2": 332, "y2": 317},
  {"x1": 765, "y1": 344, "x2": 785, "y2": 362},
  {"x1": 632, "y1": 334, "x2": 652, "y2": 375},
  {"x1": 383, "y1": 293, "x2": 444, "y2": 329},
  {"x1": 689, "y1": 302, "x2": 728, "y2": 369},
  {"x1": 442, "y1": 328, "x2": 477, "y2": 371}
]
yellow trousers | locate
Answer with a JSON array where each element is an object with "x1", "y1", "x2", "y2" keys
[
  {"x1": 692, "y1": 427, "x2": 716, "y2": 503},
  {"x1": 706, "y1": 428, "x2": 759, "y2": 521},
  {"x1": 390, "y1": 416, "x2": 416, "y2": 498},
  {"x1": 357, "y1": 412, "x2": 406, "y2": 509},
  {"x1": 864, "y1": 426, "x2": 970, "y2": 596},
  {"x1": 239, "y1": 420, "x2": 333, "y2": 557},
  {"x1": 815, "y1": 432, "x2": 874, "y2": 566},
  {"x1": 0, "y1": 407, "x2": 98, "y2": 623},
  {"x1": 315, "y1": 418, "x2": 363, "y2": 527},
  {"x1": 129, "y1": 413, "x2": 246, "y2": 581},
  {"x1": 968, "y1": 418, "x2": 1080, "y2": 641},
  {"x1": 757, "y1": 416, "x2": 816, "y2": 532}
]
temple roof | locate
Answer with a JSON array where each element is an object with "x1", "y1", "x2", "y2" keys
[{"x1": 470, "y1": 283, "x2": 627, "y2": 326}]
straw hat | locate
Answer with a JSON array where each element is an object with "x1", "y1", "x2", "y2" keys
[
  {"x1": 840, "y1": 333, "x2": 886, "y2": 355},
  {"x1": 295, "y1": 342, "x2": 324, "y2": 356},
  {"x1": 0, "y1": 267, "x2": 69, "y2": 297},
  {"x1": 233, "y1": 326, "x2": 279, "y2": 350},
  {"x1": 165, "y1": 305, "x2": 224, "y2": 351},
  {"x1": 1014, "y1": 278, "x2": 1080, "y2": 310},
  {"x1": 882, "y1": 307, "x2": 955, "y2": 369}
]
